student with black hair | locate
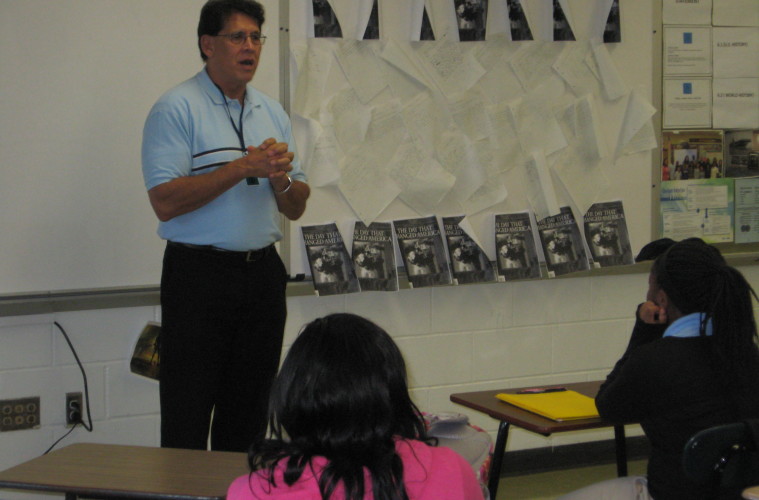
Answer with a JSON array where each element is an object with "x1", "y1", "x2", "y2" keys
[
  {"x1": 559, "y1": 238, "x2": 759, "y2": 499},
  {"x1": 227, "y1": 313, "x2": 484, "y2": 500}
]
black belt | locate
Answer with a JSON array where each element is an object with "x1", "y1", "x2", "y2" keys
[{"x1": 168, "y1": 241, "x2": 273, "y2": 262}]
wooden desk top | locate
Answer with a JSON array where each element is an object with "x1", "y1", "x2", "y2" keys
[
  {"x1": 451, "y1": 381, "x2": 615, "y2": 435},
  {"x1": 0, "y1": 443, "x2": 249, "y2": 500},
  {"x1": 744, "y1": 485, "x2": 759, "y2": 500}
]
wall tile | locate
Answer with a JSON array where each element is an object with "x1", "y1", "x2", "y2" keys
[
  {"x1": 52, "y1": 307, "x2": 156, "y2": 364},
  {"x1": 106, "y1": 363, "x2": 159, "y2": 418},
  {"x1": 0, "y1": 323, "x2": 53, "y2": 371},
  {"x1": 512, "y1": 278, "x2": 592, "y2": 327},
  {"x1": 552, "y1": 320, "x2": 629, "y2": 373},
  {"x1": 431, "y1": 283, "x2": 512, "y2": 333},
  {"x1": 346, "y1": 288, "x2": 432, "y2": 337},
  {"x1": 0, "y1": 427, "x2": 54, "y2": 470},
  {"x1": 472, "y1": 326, "x2": 554, "y2": 381},
  {"x1": 1, "y1": 260, "x2": 756, "y2": 472},
  {"x1": 0, "y1": 365, "x2": 106, "y2": 426},
  {"x1": 396, "y1": 333, "x2": 472, "y2": 387},
  {"x1": 590, "y1": 274, "x2": 647, "y2": 320},
  {"x1": 0, "y1": 313, "x2": 54, "y2": 328}
]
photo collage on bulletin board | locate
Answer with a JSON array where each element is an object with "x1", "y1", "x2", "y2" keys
[{"x1": 660, "y1": 0, "x2": 759, "y2": 244}]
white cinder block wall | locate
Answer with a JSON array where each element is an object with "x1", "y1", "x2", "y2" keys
[{"x1": 1, "y1": 266, "x2": 758, "y2": 500}]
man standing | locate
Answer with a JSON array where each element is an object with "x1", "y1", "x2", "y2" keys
[{"x1": 142, "y1": 0, "x2": 309, "y2": 451}]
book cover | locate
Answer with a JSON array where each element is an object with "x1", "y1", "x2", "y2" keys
[
  {"x1": 442, "y1": 215, "x2": 496, "y2": 285},
  {"x1": 494, "y1": 212, "x2": 542, "y2": 281},
  {"x1": 393, "y1": 216, "x2": 452, "y2": 288},
  {"x1": 351, "y1": 221, "x2": 399, "y2": 292},
  {"x1": 583, "y1": 201, "x2": 634, "y2": 268},
  {"x1": 537, "y1": 207, "x2": 590, "y2": 277},
  {"x1": 130, "y1": 322, "x2": 161, "y2": 381},
  {"x1": 496, "y1": 390, "x2": 600, "y2": 421},
  {"x1": 301, "y1": 223, "x2": 361, "y2": 296}
]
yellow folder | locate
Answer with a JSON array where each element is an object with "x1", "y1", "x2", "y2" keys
[{"x1": 496, "y1": 390, "x2": 600, "y2": 421}]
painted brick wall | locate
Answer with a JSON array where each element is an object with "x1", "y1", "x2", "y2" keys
[{"x1": 1, "y1": 266, "x2": 757, "y2": 500}]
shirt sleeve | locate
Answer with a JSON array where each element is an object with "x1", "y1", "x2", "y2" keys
[
  {"x1": 596, "y1": 344, "x2": 656, "y2": 423},
  {"x1": 141, "y1": 99, "x2": 193, "y2": 191}
]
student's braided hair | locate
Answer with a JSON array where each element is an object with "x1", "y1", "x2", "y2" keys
[{"x1": 652, "y1": 238, "x2": 759, "y2": 414}]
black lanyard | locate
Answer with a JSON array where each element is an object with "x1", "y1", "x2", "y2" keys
[{"x1": 215, "y1": 83, "x2": 258, "y2": 185}]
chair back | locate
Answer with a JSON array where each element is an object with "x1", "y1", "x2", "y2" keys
[{"x1": 682, "y1": 421, "x2": 759, "y2": 491}]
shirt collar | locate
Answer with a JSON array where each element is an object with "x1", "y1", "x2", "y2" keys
[
  {"x1": 663, "y1": 312, "x2": 713, "y2": 338},
  {"x1": 198, "y1": 67, "x2": 261, "y2": 109}
]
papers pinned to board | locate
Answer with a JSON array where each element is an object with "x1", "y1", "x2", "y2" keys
[{"x1": 496, "y1": 390, "x2": 600, "y2": 421}]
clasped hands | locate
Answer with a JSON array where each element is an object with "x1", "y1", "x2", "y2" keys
[
  {"x1": 239, "y1": 138, "x2": 294, "y2": 191},
  {"x1": 638, "y1": 301, "x2": 667, "y2": 325}
]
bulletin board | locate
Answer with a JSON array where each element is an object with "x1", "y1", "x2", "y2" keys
[{"x1": 285, "y1": 0, "x2": 659, "y2": 276}]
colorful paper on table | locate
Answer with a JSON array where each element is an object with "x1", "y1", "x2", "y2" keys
[{"x1": 496, "y1": 390, "x2": 600, "y2": 421}]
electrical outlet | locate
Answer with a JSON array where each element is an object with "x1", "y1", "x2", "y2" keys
[
  {"x1": 0, "y1": 397, "x2": 41, "y2": 432},
  {"x1": 65, "y1": 392, "x2": 83, "y2": 426}
]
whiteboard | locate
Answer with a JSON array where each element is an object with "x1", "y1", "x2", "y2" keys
[{"x1": 0, "y1": 0, "x2": 281, "y2": 295}]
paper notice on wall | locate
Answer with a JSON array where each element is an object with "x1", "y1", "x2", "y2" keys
[
  {"x1": 712, "y1": 0, "x2": 759, "y2": 27},
  {"x1": 663, "y1": 26, "x2": 712, "y2": 76},
  {"x1": 712, "y1": 78, "x2": 759, "y2": 129},
  {"x1": 662, "y1": 0, "x2": 713, "y2": 25},
  {"x1": 660, "y1": 179, "x2": 734, "y2": 243},
  {"x1": 663, "y1": 78, "x2": 712, "y2": 128},
  {"x1": 713, "y1": 27, "x2": 759, "y2": 78},
  {"x1": 735, "y1": 176, "x2": 759, "y2": 243}
]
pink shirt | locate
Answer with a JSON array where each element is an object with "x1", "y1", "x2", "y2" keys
[{"x1": 227, "y1": 439, "x2": 484, "y2": 500}]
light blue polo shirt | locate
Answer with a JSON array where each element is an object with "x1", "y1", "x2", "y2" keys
[{"x1": 141, "y1": 68, "x2": 306, "y2": 251}]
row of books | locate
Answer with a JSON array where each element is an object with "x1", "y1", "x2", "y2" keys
[{"x1": 301, "y1": 201, "x2": 633, "y2": 296}]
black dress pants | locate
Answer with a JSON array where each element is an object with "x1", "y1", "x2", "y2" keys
[{"x1": 158, "y1": 241, "x2": 288, "y2": 451}]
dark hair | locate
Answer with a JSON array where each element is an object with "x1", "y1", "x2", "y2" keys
[
  {"x1": 651, "y1": 238, "x2": 759, "y2": 414},
  {"x1": 249, "y1": 313, "x2": 431, "y2": 500},
  {"x1": 197, "y1": 0, "x2": 265, "y2": 61},
  {"x1": 634, "y1": 238, "x2": 676, "y2": 262}
]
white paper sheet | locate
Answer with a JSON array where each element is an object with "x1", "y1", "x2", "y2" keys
[
  {"x1": 306, "y1": 123, "x2": 343, "y2": 187},
  {"x1": 338, "y1": 146, "x2": 402, "y2": 224},
  {"x1": 713, "y1": 27, "x2": 759, "y2": 78},
  {"x1": 591, "y1": 38, "x2": 627, "y2": 100},
  {"x1": 292, "y1": 40, "x2": 337, "y2": 119},
  {"x1": 447, "y1": 92, "x2": 494, "y2": 142},
  {"x1": 334, "y1": 40, "x2": 388, "y2": 103},
  {"x1": 662, "y1": 0, "x2": 713, "y2": 25},
  {"x1": 735, "y1": 176, "x2": 759, "y2": 243},
  {"x1": 615, "y1": 90, "x2": 658, "y2": 157},
  {"x1": 412, "y1": 40, "x2": 486, "y2": 96},
  {"x1": 328, "y1": 87, "x2": 371, "y2": 151},
  {"x1": 713, "y1": 78, "x2": 759, "y2": 129},
  {"x1": 663, "y1": 78, "x2": 713, "y2": 128},
  {"x1": 663, "y1": 26, "x2": 712, "y2": 76},
  {"x1": 553, "y1": 41, "x2": 602, "y2": 97},
  {"x1": 524, "y1": 150, "x2": 560, "y2": 220},
  {"x1": 487, "y1": 100, "x2": 527, "y2": 172},
  {"x1": 712, "y1": 0, "x2": 759, "y2": 27},
  {"x1": 474, "y1": 44, "x2": 524, "y2": 104},
  {"x1": 510, "y1": 41, "x2": 561, "y2": 93},
  {"x1": 520, "y1": 0, "x2": 553, "y2": 41},
  {"x1": 391, "y1": 138, "x2": 456, "y2": 215},
  {"x1": 435, "y1": 128, "x2": 487, "y2": 203},
  {"x1": 509, "y1": 93, "x2": 568, "y2": 159}
]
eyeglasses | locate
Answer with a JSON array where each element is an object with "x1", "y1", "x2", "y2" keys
[{"x1": 215, "y1": 31, "x2": 267, "y2": 46}]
